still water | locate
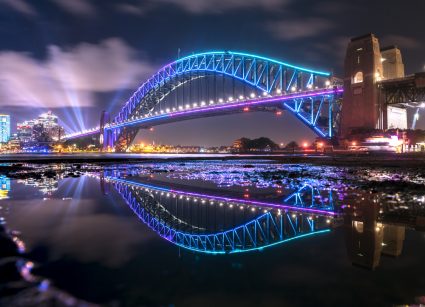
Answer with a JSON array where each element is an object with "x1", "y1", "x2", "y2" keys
[{"x1": 1, "y1": 160, "x2": 425, "y2": 306}]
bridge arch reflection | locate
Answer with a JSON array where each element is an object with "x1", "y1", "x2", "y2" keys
[{"x1": 99, "y1": 175, "x2": 336, "y2": 254}]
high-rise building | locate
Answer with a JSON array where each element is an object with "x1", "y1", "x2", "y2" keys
[
  {"x1": 0, "y1": 175, "x2": 10, "y2": 200},
  {"x1": 37, "y1": 111, "x2": 64, "y2": 141},
  {"x1": 17, "y1": 120, "x2": 36, "y2": 144},
  {"x1": 0, "y1": 114, "x2": 10, "y2": 143},
  {"x1": 17, "y1": 111, "x2": 64, "y2": 145}
]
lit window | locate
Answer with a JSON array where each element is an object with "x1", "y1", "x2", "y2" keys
[{"x1": 353, "y1": 71, "x2": 363, "y2": 84}]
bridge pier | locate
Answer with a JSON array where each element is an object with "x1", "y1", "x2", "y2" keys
[
  {"x1": 340, "y1": 34, "x2": 383, "y2": 137},
  {"x1": 340, "y1": 34, "x2": 412, "y2": 138}
]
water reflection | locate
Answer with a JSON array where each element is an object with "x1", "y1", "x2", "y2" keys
[
  {"x1": 1, "y1": 162, "x2": 425, "y2": 305},
  {"x1": 344, "y1": 193, "x2": 425, "y2": 270},
  {"x1": 101, "y1": 175, "x2": 335, "y2": 254},
  {"x1": 94, "y1": 169, "x2": 424, "y2": 267},
  {"x1": 0, "y1": 175, "x2": 10, "y2": 200},
  {"x1": 17, "y1": 176, "x2": 59, "y2": 195}
]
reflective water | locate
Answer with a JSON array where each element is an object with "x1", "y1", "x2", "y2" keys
[{"x1": 1, "y1": 161, "x2": 425, "y2": 306}]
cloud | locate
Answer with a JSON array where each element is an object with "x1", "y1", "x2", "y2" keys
[
  {"x1": 0, "y1": 0, "x2": 37, "y2": 16},
  {"x1": 312, "y1": 36, "x2": 349, "y2": 61},
  {"x1": 381, "y1": 35, "x2": 423, "y2": 50},
  {"x1": 118, "y1": 0, "x2": 290, "y2": 14},
  {"x1": 115, "y1": 3, "x2": 146, "y2": 16},
  {"x1": 0, "y1": 38, "x2": 156, "y2": 110},
  {"x1": 49, "y1": 0, "x2": 95, "y2": 16},
  {"x1": 266, "y1": 18, "x2": 334, "y2": 40}
]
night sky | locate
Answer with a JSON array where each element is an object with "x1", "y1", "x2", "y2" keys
[{"x1": 0, "y1": 0, "x2": 424, "y2": 146}]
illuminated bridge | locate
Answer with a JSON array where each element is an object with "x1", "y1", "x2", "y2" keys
[
  {"x1": 64, "y1": 51, "x2": 343, "y2": 151},
  {"x1": 98, "y1": 174, "x2": 336, "y2": 254}
]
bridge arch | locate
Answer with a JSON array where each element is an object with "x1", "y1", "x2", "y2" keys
[
  {"x1": 114, "y1": 51, "x2": 332, "y2": 124},
  {"x1": 104, "y1": 175, "x2": 334, "y2": 254},
  {"x1": 63, "y1": 52, "x2": 343, "y2": 150}
]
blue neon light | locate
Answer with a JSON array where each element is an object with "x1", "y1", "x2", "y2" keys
[
  {"x1": 177, "y1": 51, "x2": 330, "y2": 76},
  {"x1": 106, "y1": 175, "x2": 334, "y2": 254},
  {"x1": 171, "y1": 229, "x2": 331, "y2": 254}
]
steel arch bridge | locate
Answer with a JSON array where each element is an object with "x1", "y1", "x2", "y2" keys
[
  {"x1": 63, "y1": 51, "x2": 343, "y2": 151},
  {"x1": 99, "y1": 175, "x2": 335, "y2": 254}
]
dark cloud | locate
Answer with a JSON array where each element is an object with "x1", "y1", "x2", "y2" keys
[
  {"x1": 0, "y1": 0, "x2": 37, "y2": 16},
  {"x1": 115, "y1": 3, "x2": 147, "y2": 16},
  {"x1": 381, "y1": 35, "x2": 423, "y2": 50},
  {"x1": 266, "y1": 18, "x2": 334, "y2": 40},
  {"x1": 141, "y1": 0, "x2": 290, "y2": 14},
  {"x1": 49, "y1": 0, "x2": 96, "y2": 16}
]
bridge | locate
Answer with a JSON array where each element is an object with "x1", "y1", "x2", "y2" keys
[
  {"x1": 63, "y1": 34, "x2": 425, "y2": 150},
  {"x1": 96, "y1": 173, "x2": 335, "y2": 254},
  {"x1": 64, "y1": 51, "x2": 343, "y2": 151}
]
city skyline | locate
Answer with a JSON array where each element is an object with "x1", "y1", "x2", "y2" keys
[{"x1": 1, "y1": 0, "x2": 424, "y2": 146}]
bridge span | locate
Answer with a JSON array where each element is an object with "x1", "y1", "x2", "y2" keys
[
  {"x1": 63, "y1": 51, "x2": 342, "y2": 151},
  {"x1": 63, "y1": 34, "x2": 425, "y2": 150}
]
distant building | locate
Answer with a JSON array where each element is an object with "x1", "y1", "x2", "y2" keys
[
  {"x1": 0, "y1": 175, "x2": 10, "y2": 200},
  {"x1": 0, "y1": 114, "x2": 10, "y2": 143},
  {"x1": 17, "y1": 120, "x2": 35, "y2": 144},
  {"x1": 17, "y1": 111, "x2": 65, "y2": 146}
]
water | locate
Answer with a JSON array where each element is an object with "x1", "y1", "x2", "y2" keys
[{"x1": 1, "y1": 160, "x2": 425, "y2": 306}]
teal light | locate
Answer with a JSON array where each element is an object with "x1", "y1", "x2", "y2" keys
[
  {"x1": 177, "y1": 51, "x2": 331, "y2": 76},
  {"x1": 171, "y1": 229, "x2": 331, "y2": 255}
]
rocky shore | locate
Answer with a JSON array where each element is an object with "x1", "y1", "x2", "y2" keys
[{"x1": 0, "y1": 225, "x2": 98, "y2": 307}]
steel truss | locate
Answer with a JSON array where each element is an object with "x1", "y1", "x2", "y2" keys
[
  {"x1": 379, "y1": 73, "x2": 425, "y2": 106},
  {"x1": 114, "y1": 51, "x2": 331, "y2": 123},
  {"x1": 107, "y1": 177, "x2": 332, "y2": 254},
  {"x1": 282, "y1": 91, "x2": 342, "y2": 138}
]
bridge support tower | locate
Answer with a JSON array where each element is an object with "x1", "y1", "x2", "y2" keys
[
  {"x1": 100, "y1": 110, "x2": 112, "y2": 151},
  {"x1": 340, "y1": 34, "x2": 384, "y2": 137}
]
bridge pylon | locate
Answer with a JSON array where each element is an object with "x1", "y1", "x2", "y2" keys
[
  {"x1": 100, "y1": 110, "x2": 111, "y2": 151},
  {"x1": 340, "y1": 34, "x2": 383, "y2": 137}
]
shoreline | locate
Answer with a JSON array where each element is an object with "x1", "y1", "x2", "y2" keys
[{"x1": 1, "y1": 152, "x2": 425, "y2": 168}]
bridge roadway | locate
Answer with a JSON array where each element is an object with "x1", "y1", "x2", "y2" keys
[{"x1": 64, "y1": 87, "x2": 343, "y2": 141}]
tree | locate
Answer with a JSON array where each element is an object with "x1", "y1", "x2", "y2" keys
[
  {"x1": 232, "y1": 137, "x2": 279, "y2": 152},
  {"x1": 285, "y1": 141, "x2": 299, "y2": 150}
]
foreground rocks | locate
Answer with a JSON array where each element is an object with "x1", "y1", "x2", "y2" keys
[{"x1": 0, "y1": 225, "x2": 98, "y2": 307}]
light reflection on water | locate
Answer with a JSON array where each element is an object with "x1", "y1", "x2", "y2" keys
[{"x1": 1, "y1": 161, "x2": 425, "y2": 306}]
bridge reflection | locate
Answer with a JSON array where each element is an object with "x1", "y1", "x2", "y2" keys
[
  {"x1": 344, "y1": 193, "x2": 425, "y2": 270},
  {"x1": 99, "y1": 174, "x2": 336, "y2": 254},
  {"x1": 94, "y1": 172, "x2": 424, "y2": 265}
]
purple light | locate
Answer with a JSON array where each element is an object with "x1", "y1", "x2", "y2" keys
[
  {"x1": 111, "y1": 88, "x2": 342, "y2": 130},
  {"x1": 169, "y1": 88, "x2": 343, "y2": 118},
  {"x1": 110, "y1": 177, "x2": 336, "y2": 216},
  {"x1": 168, "y1": 188, "x2": 337, "y2": 216},
  {"x1": 66, "y1": 88, "x2": 343, "y2": 139}
]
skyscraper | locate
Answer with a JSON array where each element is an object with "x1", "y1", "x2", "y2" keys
[
  {"x1": 0, "y1": 114, "x2": 10, "y2": 143},
  {"x1": 17, "y1": 111, "x2": 65, "y2": 145}
]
